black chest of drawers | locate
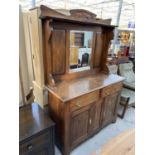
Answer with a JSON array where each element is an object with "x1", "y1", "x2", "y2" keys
[{"x1": 19, "y1": 103, "x2": 55, "y2": 155}]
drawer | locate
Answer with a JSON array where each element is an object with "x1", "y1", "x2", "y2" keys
[
  {"x1": 20, "y1": 130, "x2": 50, "y2": 154},
  {"x1": 101, "y1": 82, "x2": 122, "y2": 97},
  {"x1": 70, "y1": 91, "x2": 99, "y2": 112}
]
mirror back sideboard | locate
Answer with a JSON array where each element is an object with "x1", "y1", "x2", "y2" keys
[{"x1": 28, "y1": 5, "x2": 124, "y2": 155}]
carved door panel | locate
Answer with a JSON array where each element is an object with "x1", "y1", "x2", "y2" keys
[
  {"x1": 70, "y1": 100, "x2": 101, "y2": 148},
  {"x1": 100, "y1": 92, "x2": 120, "y2": 127},
  {"x1": 93, "y1": 32, "x2": 103, "y2": 68},
  {"x1": 70, "y1": 106, "x2": 90, "y2": 148},
  {"x1": 50, "y1": 29, "x2": 66, "y2": 75}
]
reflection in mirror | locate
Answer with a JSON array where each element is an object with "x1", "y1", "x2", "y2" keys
[{"x1": 69, "y1": 30, "x2": 93, "y2": 72}]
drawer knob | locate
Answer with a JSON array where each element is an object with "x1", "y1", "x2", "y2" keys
[
  {"x1": 76, "y1": 103, "x2": 81, "y2": 107},
  {"x1": 105, "y1": 92, "x2": 109, "y2": 95},
  {"x1": 27, "y1": 144, "x2": 33, "y2": 150}
]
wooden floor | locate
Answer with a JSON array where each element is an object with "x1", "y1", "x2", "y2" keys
[{"x1": 91, "y1": 128, "x2": 135, "y2": 155}]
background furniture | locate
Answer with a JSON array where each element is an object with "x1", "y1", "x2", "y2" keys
[
  {"x1": 107, "y1": 56, "x2": 130, "y2": 65},
  {"x1": 118, "y1": 88, "x2": 135, "y2": 118},
  {"x1": 81, "y1": 53, "x2": 89, "y2": 66},
  {"x1": 19, "y1": 103, "x2": 55, "y2": 155},
  {"x1": 108, "y1": 65, "x2": 118, "y2": 74},
  {"x1": 90, "y1": 128, "x2": 135, "y2": 155},
  {"x1": 29, "y1": 5, "x2": 124, "y2": 155},
  {"x1": 108, "y1": 64, "x2": 135, "y2": 118},
  {"x1": 119, "y1": 62, "x2": 135, "y2": 90},
  {"x1": 70, "y1": 47, "x2": 79, "y2": 67}
]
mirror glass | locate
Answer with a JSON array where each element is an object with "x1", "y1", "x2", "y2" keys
[{"x1": 69, "y1": 30, "x2": 93, "y2": 72}]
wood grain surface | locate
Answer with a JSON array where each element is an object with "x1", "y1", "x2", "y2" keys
[
  {"x1": 91, "y1": 128, "x2": 135, "y2": 155},
  {"x1": 46, "y1": 74, "x2": 124, "y2": 102}
]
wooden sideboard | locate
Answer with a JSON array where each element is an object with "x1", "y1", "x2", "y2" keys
[
  {"x1": 28, "y1": 5, "x2": 124, "y2": 155},
  {"x1": 19, "y1": 103, "x2": 55, "y2": 155},
  {"x1": 47, "y1": 74, "x2": 124, "y2": 155}
]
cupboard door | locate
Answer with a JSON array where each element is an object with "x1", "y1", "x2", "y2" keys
[
  {"x1": 100, "y1": 92, "x2": 120, "y2": 127},
  {"x1": 51, "y1": 29, "x2": 66, "y2": 75},
  {"x1": 70, "y1": 106, "x2": 89, "y2": 148},
  {"x1": 70, "y1": 100, "x2": 101, "y2": 148},
  {"x1": 88, "y1": 101, "x2": 101, "y2": 134},
  {"x1": 94, "y1": 32, "x2": 103, "y2": 68}
]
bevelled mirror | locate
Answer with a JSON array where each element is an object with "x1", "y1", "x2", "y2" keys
[{"x1": 69, "y1": 30, "x2": 93, "y2": 72}]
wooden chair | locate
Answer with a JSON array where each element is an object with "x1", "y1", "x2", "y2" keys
[
  {"x1": 108, "y1": 64, "x2": 135, "y2": 119},
  {"x1": 118, "y1": 88, "x2": 135, "y2": 118},
  {"x1": 81, "y1": 53, "x2": 89, "y2": 66},
  {"x1": 108, "y1": 64, "x2": 118, "y2": 74}
]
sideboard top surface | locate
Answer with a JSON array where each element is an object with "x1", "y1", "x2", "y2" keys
[{"x1": 46, "y1": 74, "x2": 124, "y2": 102}]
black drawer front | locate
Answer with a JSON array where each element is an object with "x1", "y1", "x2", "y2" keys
[{"x1": 20, "y1": 131, "x2": 50, "y2": 155}]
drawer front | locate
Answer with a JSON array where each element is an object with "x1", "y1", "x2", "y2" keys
[
  {"x1": 101, "y1": 82, "x2": 122, "y2": 97},
  {"x1": 20, "y1": 130, "x2": 50, "y2": 154},
  {"x1": 70, "y1": 91, "x2": 99, "y2": 112}
]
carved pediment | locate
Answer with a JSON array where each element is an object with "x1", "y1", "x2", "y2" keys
[
  {"x1": 70, "y1": 9, "x2": 97, "y2": 19},
  {"x1": 40, "y1": 5, "x2": 114, "y2": 27}
]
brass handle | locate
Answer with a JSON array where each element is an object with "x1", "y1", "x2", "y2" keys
[
  {"x1": 76, "y1": 103, "x2": 81, "y2": 107},
  {"x1": 105, "y1": 92, "x2": 109, "y2": 95}
]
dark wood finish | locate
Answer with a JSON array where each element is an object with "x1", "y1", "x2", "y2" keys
[
  {"x1": 100, "y1": 91, "x2": 121, "y2": 127},
  {"x1": 41, "y1": 5, "x2": 114, "y2": 84},
  {"x1": 70, "y1": 106, "x2": 89, "y2": 148},
  {"x1": 69, "y1": 90, "x2": 99, "y2": 112},
  {"x1": 47, "y1": 22, "x2": 103, "y2": 82},
  {"x1": 42, "y1": 19, "x2": 55, "y2": 86},
  {"x1": 70, "y1": 9, "x2": 97, "y2": 19},
  {"x1": 94, "y1": 32, "x2": 103, "y2": 68},
  {"x1": 118, "y1": 94, "x2": 135, "y2": 119},
  {"x1": 19, "y1": 103, "x2": 55, "y2": 155},
  {"x1": 101, "y1": 82, "x2": 122, "y2": 97},
  {"x1": 31, "y1": 5, "x2": 125, "y2": 155},
  {"x1": 53, "y1": 68, "x2": 101, "y2": 82},
  {"x1": 47, "y1": 74, "x2": 124, "y2": 155},
  {"x1": 47, "y1": 74, "x2": 123, "y2": 102},
  {"x1": 51, "y1": 29, "x2": 66, "y2": 75},
  {"x1": 101, "y1": 29, "x2": 114, "y2": 74},
  {"x1": 88, "y1": 100, "x2": 102, "y2": 135},
  {"x1": 118, "y1": 96, "x2": 130, "y2": 119},
  {"x1": 52, "y1": 21, "x2": 102, "y2": 32},
  {"x1": 40, "y1": 5, "x2": 114, "y2": 27}
]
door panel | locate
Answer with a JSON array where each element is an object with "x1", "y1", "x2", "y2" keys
[
  {"x1": 70, "y1": 100, "x2": 101, "y2": 148},
  {"x1": 51, "y1": 29, "x2": 66, "y2": 75},
  {"x1": 94, "y1": 32, "x2": 102, "y2": 68},
  {"x1": 88, "y1": 100, "x2": 101, "y2": 134},
  {"x1": 70, "y1": 109, "x2": 89, "y2": 148},
  {"x1": 100, "y1": 92, "x2": 120, "y2": 127}
]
